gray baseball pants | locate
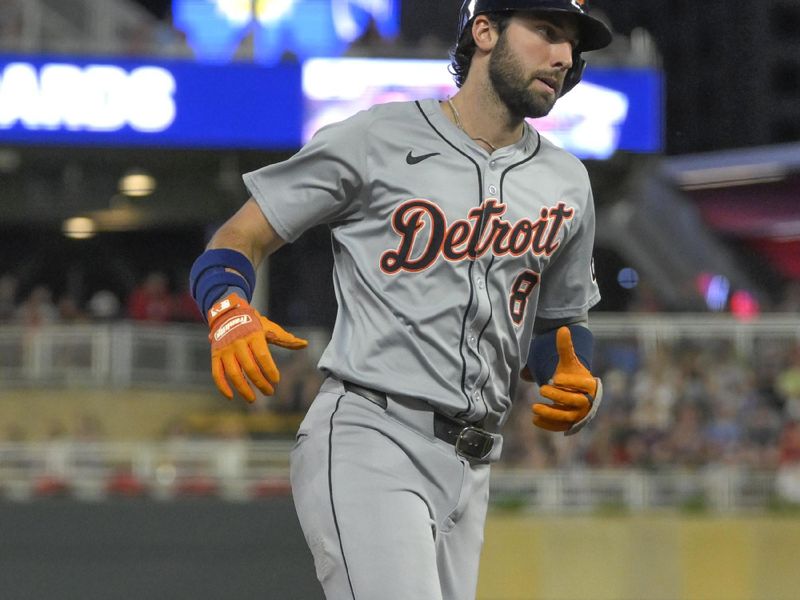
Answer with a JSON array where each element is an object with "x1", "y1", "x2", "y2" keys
[{"x1": 290, "y1": 377, "x2": 499, "y2": 600}]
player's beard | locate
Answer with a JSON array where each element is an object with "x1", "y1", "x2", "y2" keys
[{"x1": 488, "y1": 32, "x2": 560, "y2": 120}]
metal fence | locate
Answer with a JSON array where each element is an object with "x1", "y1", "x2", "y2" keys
[
  {"x1": 0, "y1": 439, "x2": 782, "y2": 512},
  {"x1": 0, "y1": 440, "x2": 295, "y2": 502},
  {"x1": 0, "y1": 321, "x2": 330, "y2": 389},
  {"x1": 3, "y1": 315, "x2": 800, "y2": 510},
  {"x1": 2, "y1": 314, "x2": 800, "y2": 389},
  {"x1": 490, "y1": 467, "x2": 778, "y2": 513}
]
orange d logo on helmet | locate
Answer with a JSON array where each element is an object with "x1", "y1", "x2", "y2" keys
[{"x1": 571, "y1": 0, "x2": 586, "y2": 9}]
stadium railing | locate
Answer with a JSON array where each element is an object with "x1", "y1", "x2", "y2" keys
[
  {"x1": 1, "y1": 315, "x2": 799, "y2": 389},
  {"x1": 0, "y1": 439, "x2": 780, "y2": 511},
  {"x1": 2, "y1": 315, "x2": 799, "y2": 510}
]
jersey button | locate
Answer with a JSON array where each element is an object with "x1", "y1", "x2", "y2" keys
[
  {"x1": 468, "y1": 335, "x2": 477, "y2": 346},
  {"x1": 476, "y1": 277, "x2": 485, "y2": 289},
  {"x1": 488, "y1": 185, "x2": 497, "y2": 195},
  {"x1": 489, "y1": 160, "x2": 497, "y2": 168}
]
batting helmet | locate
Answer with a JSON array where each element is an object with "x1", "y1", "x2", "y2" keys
[{"x1": 456, "y1": 0, "x2": 613, "y2": 95}]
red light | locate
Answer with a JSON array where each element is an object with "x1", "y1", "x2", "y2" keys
[{"x1": 730, "y1": 290, "x2": 760, "y2": 321}]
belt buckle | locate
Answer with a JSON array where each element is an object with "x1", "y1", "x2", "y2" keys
[{"x1": 454, "y1": 426, "x2": 494, "y2": 460}]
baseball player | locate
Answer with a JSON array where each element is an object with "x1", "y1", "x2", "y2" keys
[{"x1": 189, "y1": 0, "x2": 611, "y2": 598}]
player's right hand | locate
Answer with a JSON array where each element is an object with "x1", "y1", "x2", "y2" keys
[{"x1": 207, "y1": 293, "x2": 308, "y2": 402}]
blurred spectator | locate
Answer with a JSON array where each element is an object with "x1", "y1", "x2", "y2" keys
[
  {"x1": 88, "y1": 289, "x2": 122, "y2": 320},
  {"x1": 665, "y1": 403, "x2": 706, "y2": 468},
  {"x1": 776, "y1": 346, "x2": 800, "y2": 419},
  {"x1": 582, "y1": 411, "x2": 619, "y2": 467},
  {"x1": 741, "y1": 401, "x2": 782, "y2": 469},
  {"x1": 630, "y1": 356, "x2": 677, "y2": 433},
  {"x1": 499, "y1": 379, "x2": 558, "y2": 468},
  {"x1": 127, "y1": 271, "x2": 174, "y2": 321},
  {"x1": 4, "y1": 275, "x2": 800, "y2": 478},
  {"x1": 778, "y1": 422, "x2": 800, "y2": 464},
  {"x1": 172, "y1": 279, "x2": 203, "y2": 322},
  {"x1": 57, "y1": 294, "x2": 86, "y2": 323},
  {"x1": 776, "y1": 422, "x2": 800, "y2": 503},
  {"x1": 704, "y1": 399, "x2": 742, "y2": 465},
  {"x1": 503, "y1": 336, "x2": 800, "y2": 472},
  {"x1": 15, "y1": 285, "x2": 58, "y2": 326}
]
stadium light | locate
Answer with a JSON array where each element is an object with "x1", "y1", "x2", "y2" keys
[
  {"x1": 62, "y1": 216, "x2": 96, "y2": 239},
  {"x1": 119, "y1": 170, "x2": 156, "y2": 197}
]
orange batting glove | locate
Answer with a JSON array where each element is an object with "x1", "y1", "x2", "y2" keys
[
  {"x1": 207, "y1": 293, "x2": 308, "y2": 402},
  {"x1": 532, "y1": 326, "x2": 603, "y2": 436}
]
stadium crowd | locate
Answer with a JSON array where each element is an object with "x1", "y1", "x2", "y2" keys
[
  {"x1": 3, "y1": 269, "x2": 800, "y2": 482},
  {"x1": 0, "y1": 271, "x2": 202, "y2": 326},
  {"x1": 503, "y1": 337, "x2": 800, "y2": 476}
]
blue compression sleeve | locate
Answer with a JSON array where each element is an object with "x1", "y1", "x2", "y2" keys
[{"x1": 189, "y1": 248, "x2": 256, "y2": 319}]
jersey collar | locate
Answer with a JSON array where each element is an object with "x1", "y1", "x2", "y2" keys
[{"x1": 419, "y1": 98, "x2": 539, "y2": 160}]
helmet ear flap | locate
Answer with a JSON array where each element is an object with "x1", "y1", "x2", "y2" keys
[{"x1": 560, "y1": 53, "x2": 585, "y2": 96}]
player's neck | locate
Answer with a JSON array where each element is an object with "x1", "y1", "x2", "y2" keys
[{"x1": 444, "y1": 87, "x2": 525, "y2": 154}]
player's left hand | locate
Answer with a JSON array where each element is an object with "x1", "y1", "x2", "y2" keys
[{"x1": 532, "y1": 326, "x2": 603, "y2": 436}]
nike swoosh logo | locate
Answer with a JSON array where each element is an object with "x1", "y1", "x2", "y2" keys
[{"x1": 406, "y1": 151, "x2": 440, "y2": 165}]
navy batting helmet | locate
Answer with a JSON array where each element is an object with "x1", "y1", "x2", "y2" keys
[{"x1": 456, "y1": 0, "x2": 613, "y2": 95}]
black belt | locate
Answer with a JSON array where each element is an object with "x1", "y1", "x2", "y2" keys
[{"x1": 342, "y1": 381, "x2": 495, "y2": 461}]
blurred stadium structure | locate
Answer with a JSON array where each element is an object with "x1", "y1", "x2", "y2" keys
[
  {"x1": 0, "y1": 0, "x2": 185, "y2": 57},
  {"x1": 2, "y1": 1, "x2": 800, "y2": 598}
]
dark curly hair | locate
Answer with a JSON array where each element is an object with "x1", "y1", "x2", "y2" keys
[{"x1": 448, "y1": 12, "x2": 514, "y2": 88}]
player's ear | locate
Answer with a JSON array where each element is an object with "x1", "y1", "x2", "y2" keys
[{"x1": 472, "y1": 15, "x2": 499, "y2": 53}]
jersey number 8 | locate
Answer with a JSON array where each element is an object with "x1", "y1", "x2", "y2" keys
[{"x1": 509, "y1": 270, "x2": 540, "y2": 326}]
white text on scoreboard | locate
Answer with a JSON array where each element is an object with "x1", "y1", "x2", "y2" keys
[{"x1": 0, "y1": 62, "x2": 176, "y2": 133}]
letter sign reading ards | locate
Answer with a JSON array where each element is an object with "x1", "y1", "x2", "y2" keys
[{"x1": 0, "y1": 56, "x2": 302, "y2": 149}]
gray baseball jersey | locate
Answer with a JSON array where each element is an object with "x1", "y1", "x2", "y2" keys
[
  {"x1": 244, "y1": 98, "x2": 599, "y2": 430},
  {"x1": 245, "y1": 98, "x2": 600, "y2": 600}
]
